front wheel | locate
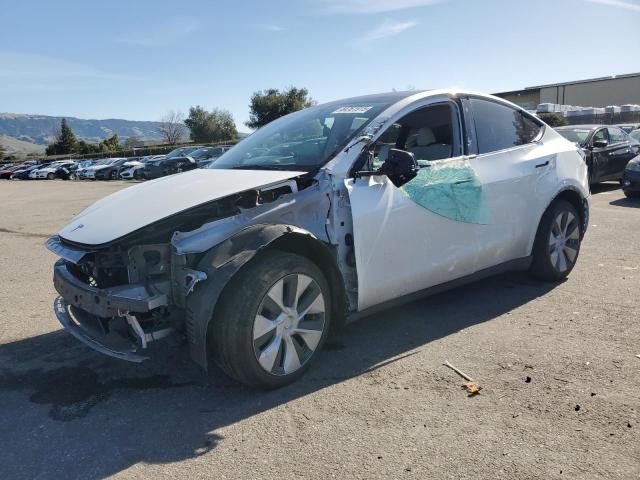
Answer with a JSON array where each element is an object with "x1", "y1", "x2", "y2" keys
[
  {"x1": 47, "y1": 172, "x2": 55, "y2": 180},
  {"x1": 209, "y1": 251, "x2": 331, "y2": 389},
  {"x1": 530, "y1": 200, "x2": 582, "y2": 281},
  {"x1": 110, "y1": 170, "x2": 118, "y2": 180}
]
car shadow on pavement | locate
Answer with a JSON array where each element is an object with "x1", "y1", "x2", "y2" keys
[
  {"x1": 0, "y1": 272, "x2": 556, "y2": 480},
  {"x1": 610, "y1": 197, "x2": 640, "y2": 208},
  {"x1": 590, "y1": 182, "x2": 621, "y2": 194}
]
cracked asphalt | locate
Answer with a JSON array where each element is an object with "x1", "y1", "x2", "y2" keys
[{"x1": 0, "y1": 179, "x2": 638, "y2": 479}]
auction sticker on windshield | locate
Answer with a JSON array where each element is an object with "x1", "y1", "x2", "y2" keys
[{"x1": 332, "y1": 106, "x2": 373, "y2": 114}]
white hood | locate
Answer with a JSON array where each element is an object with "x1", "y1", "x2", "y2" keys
[{"x1": 59, "y1": 168, "x2": 304, "y2": 245}]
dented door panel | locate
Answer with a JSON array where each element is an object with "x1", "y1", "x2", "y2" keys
[{"x1": 346, "y1": 175, "x2": 480, "y2": 311}]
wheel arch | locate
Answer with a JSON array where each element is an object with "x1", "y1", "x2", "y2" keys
[
  {"x1": 530, "y1": 186, "x2": 589, "y2": 256},
  {"x1": 185, "y1": 223, "x2": 347, "y2": 369}
]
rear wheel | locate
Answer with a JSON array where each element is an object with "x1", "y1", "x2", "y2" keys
[
  {"x1": 210, "y1": 251, "x2": 331, "y2": 389},
  {"x1": 530, "y1": 200, "x2": 582, "y2": 281},
  {"x1": 110, "y1": 170, "x2": 118, "y2": 180},
  {"x1": 46, "y1": 172, "x2": 54, "y2": 180}
]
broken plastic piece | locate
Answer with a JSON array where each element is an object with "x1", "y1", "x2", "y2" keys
[{"x1": 462, "y1": 381, "x2": 482, "y2": 396}]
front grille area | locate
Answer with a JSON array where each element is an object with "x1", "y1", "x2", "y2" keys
[{"x1": 66, "y1": 248, "x2": 129, "y2": 289}]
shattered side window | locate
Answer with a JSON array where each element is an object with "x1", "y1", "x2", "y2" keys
[
  {"x1": 400, "y1": 159, "x2": 492, "y2": 224},
  {"x1": 368, "y1": 101, "x2": 490, "y2": 224}
]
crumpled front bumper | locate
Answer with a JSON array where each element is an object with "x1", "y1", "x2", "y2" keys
[
  {"x1": 52, "y1": 259, "x2": 170, "y2": 362},
  {"x1": 54, "y1": 297, "x2": 147, "y2": 362},
  {"x1": 53, "y1": 259, "x2": 168, "y2": 318}
]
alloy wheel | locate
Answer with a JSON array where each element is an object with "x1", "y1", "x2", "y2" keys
[
  {"x1": 548, "y1": 210, "x2": 580, "y2": 273},
  {"x1": 252, "y1": 273, "x2": 326, "y2": 376}
]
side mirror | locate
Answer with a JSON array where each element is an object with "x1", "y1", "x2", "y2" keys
[
  {"x1": 377, "y1": 149, "x2": 419, "y2": 187},
  {"x1": 592, "y1": 139, "x2": 608, "y2": 149},
  {"x1": 378, "y1": 148, "x2": 418, "y2": 177}
]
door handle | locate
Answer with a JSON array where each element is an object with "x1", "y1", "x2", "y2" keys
[{"x1": 535, "y1": 160, "x2": 549, "y2": 168}]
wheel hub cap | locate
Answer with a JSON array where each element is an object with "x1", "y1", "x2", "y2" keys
[
  {"x1": 252, "y1": 273, "x2": 326, "y2": 376},
  {"x1": 548, "y1": 210, "x2": 579, "y2": 273}
]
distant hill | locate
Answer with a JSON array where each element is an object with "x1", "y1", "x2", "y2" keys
[
  {"x1": 0, "y1": 134, "x2": 46, "y2": 156},
  {"x1": 0, "y1": 113, "x2": 166, "y2": 145}
]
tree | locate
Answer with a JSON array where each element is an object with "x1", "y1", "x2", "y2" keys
[
  {"x1": 158, "y1": 110, "x2": 186, "y2": 145},
  {"x1": 538, "y1": 112, "x2": 568, "y2": 127},
  {"x1": 76, "y1": 140, "x2": 100, "y2": 154},
  {"x1": 184, "y1": 106, "x2": 238, "y2": 143},
  {"x1": 46, "y1": 118, "x2": 78, "y2": 155},
  {"x1": 100, "y1": 134, "x2": 121, "y2": 152},
  {"x1": 0, "y1": 142, "x2": 5, "y2": 160},
  {"x1": 246, "y1": 87, "x2": 315, "y2": 129},
  {"x1": 124, "y1": 136, "x2": 143, "y2": 148}
]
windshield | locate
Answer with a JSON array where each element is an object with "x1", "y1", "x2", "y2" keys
[
  {"x1": 167, "y1": 147, "x2": 196, "y2": 159},
  {"x1": 557, "y1": 128, "x2": 591, "y2": 145},
  {"x1": 630, "y1": 130, "x2": 640, "y2": 142},
  {"x1": 210, "y1": 100, "x2": 390, "y2": 171},
  {"x1": 93, "y1": 158, "x2": 115, "y2": 166},
  {"x1": 190, "y1": 148, "x2": 215, "y2": 160}
]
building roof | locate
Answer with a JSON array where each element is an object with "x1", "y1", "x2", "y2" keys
[{"x1": 494, "y1": 72, "x2": 640, "y2": 97}]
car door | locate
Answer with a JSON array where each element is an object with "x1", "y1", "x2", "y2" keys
[
  {"x1": 589, "y1": 128, "x2": 612, "y2": 181},
  {"x1": 464, "y1": 97, "x2": 553, "y2": 271},
  {"x1": 346, "y1": 99, "x2": 484, "y2": 311},
  {"x1": 607, "y1": 127, "x2": 636, "y2": 177}
]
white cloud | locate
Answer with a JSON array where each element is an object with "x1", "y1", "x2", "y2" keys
[
  {"x1": 318, "y1": 0, "x2": 444, "y2": 14},
  {"x1": 580, "y1": 0, "x2": 640, "y2": 11},
  {"x1": 0, "y1": 51, "x2": 131, "y2": 81},
  {"x1": 261, "y1": 24, "x2": 285, "y2": 32},
  {"x1": 119, "y1": 16, "x2": 201, "y2": 46},
  {"x1": 350, "y1": 19, "x2": 418, "y2": 47}
]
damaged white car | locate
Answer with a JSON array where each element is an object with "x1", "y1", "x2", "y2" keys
[{"x1": 47, "y1": 90, "x2": 590, "y2": 388}]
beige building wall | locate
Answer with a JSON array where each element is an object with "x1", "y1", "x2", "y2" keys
[{"x1": 540, "y1": 76, "x2": 640, "y2": 107}]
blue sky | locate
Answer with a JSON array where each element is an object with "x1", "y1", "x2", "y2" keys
[{"x1": 1, "y1": 0, "x2": 639, "y2": 130}]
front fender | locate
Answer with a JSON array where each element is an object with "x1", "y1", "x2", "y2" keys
[{"x1": 185, "y1": 223, "x2": 319, "y2": 368}]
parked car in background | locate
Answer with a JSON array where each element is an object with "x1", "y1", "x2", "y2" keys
[
  {"x1": 143, "y1": 154, "x2": 197, "y2": 179},
  {"x1": 29, "y1": 161, "x2": 77, "y2": 180},
  {"x1": 165, "y1": 146, "x2": 199, "y2": 159},
  {"x1": 78, "y1": 158, "x2": 128, "y2": 180},
  {"x1": 555, "y1": 125, "x2": 640, "y2": 184},
  {"x1": 0, "y1": 161, "x2": 37, "y2": 179},
  {"x1": 48, "y1": 89, "x2": 591, "y2": 388},
  {"x1": 621, "y1": 156, "x2": 640, "y2": 197},
  {"x1": 617, "y1": 124, "x2": 640, "y2": 134},
  {"x1": 197, "y1": 146, "x2": 233, "y2": 167},
  {"x1": 10, "y1": 164, "x2": 42, "y2": 180},
  {"x1": 119, "y1": 156, "x2": 159, "y2": 180}
]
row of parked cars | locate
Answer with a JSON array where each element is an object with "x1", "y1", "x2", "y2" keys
[
  {"x1": 0, "y1": 145, "x2": 233, "y2": 182},
  {"x1": 555, "y1": 123, "x2": 640, "y2": 197}
]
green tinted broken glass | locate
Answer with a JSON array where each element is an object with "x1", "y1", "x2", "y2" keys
[{"x1": 400, "y1": 158, "x2": 492, "y2": 224}]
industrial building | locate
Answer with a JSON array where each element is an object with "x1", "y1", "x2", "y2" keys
[{"x1": 494, "y1": 72, "x2": 640, "y2": 111}]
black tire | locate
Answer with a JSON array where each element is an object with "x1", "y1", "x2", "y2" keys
[
  {"x1": 110, "y1": 170, "x2": 118, "y2": 180},
  {"x1": 209, "y1": 250, "x2": 331, "y2": 389},
  {"x1": 530, "y1": 200, "x2": 582, "y2": 281},
  {"x1": 623, "y1": 190, "x2": 639, "y2": 198},
  {"x1": 47, "y1": 172, "x2": 55, "y2": 180}
]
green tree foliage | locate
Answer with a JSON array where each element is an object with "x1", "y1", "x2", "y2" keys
[
  {"x1": 46, "y1": 118, "x2": 78, "y2": 155},
  {"x1": 100, "y1": 134, "x2": 121, "y2": 152},
  {"x1": 184, "y1": 106, "x2": 238, "y2": 143},
  {"x1": 0, "y1": 142, "x2": 5, "y2": 160},
  {"x1": 539, "y1": 112, "x2": 568, "y2": 127},
  {"x1": 246, "y1": 87, "x2": 315, "y2": 129}
]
